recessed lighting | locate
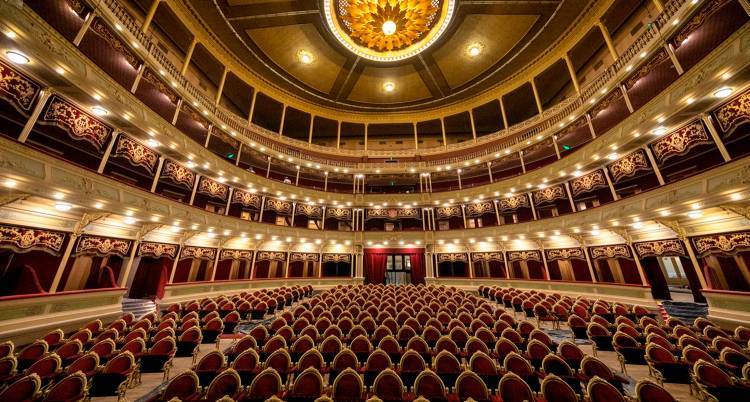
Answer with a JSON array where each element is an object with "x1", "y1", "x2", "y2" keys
[
  {"x1": 4, "y1": 30, "x2": 17, "y2": 39},
  {"x1": 382, "y1": 20, "x2": 397, "y2": 36},
  {"x1": 714, "y1": 87, "x2": 733, "y2": 98},
  {"x1": 54, "y1": 202, "x2": 72, "y2": 212},
  {"x1": 55, "y1": 66, "x2": 65, "y2": 75},
  {"x1": 297, "y1": 49, "x2": 314, "y2": 65},
  {"x1": 93, "y1": 202, "x2": 104, "y2": 209},
  {"x1": 467, "y1": 42, "x2": 483, "y2": 57},
  {"x1": 124, "y1": 217, "x2": 136, "y2": 225},
  {"x1": 91, "y1": 106, "x2": 108, "y2": 116},
  {"x1": 687, "y1": 210, "x2": 703, "y2": 219},
  {"x1": 383, "y1": 82, "x2": 395, "y2": 92},
  {"x1": 730, "y1": 193, "x2": 742, "y2": 201},
  {"x1": 652, "y1": 126, "x2": 667, "y2": 135},
  {"x1": 5, "y1": 50, "x2": 29, "y2": 64},
  {"x1": 147, "y1": 139, "x2": 160, "y2": 148},
  {"x1": 3, "y1": 179, "x2": 17, "y2": 188}
]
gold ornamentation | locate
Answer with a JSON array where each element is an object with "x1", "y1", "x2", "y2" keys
[
  {"x1": 464, "y1": 201, "x2": 494, "y2": 217},
  {"x1": 673, "y1": 0, "x2": 731, "y2": 47},
  {"x1": 180, "y1": 246, "x2": 217, "y2": 261},
  {"x1": 498, "y1": 195, "x2": 529, "y2": 211},
  {"x1": 114, "y1": 135, "x2": 159, "y2": 172},
  {"x1": 265, "y1": 198, "x2": 292, "y2": 215},
  {"x1": 89, "y1": 19, "x2": 140, "y2": 69},
  {"x1": 545, "y1": 248, "x2": 585, "y2": 261},
  {"x1": 532, "y1": 185, "x2": 566, "y2": 205},
  {"x1": 570, "y1": 170, "x2": 608, "y2": 196},
  {"x1": 296, "y1": 203, "x2": 323, "y2": 218},
  {"x1": 589, "y1": 245, "x2": 631, "y2": 260},
  {"x1": 608, "y1": 149, "x2": 650, "y2": 183},
  {"x1": 437, "y1": 253, "x2": 467, "y2": 263},
  {"x1": 210, "y1": 127, "x2": 239, "y2": 148},
  {"x1": 75, "y1": 235, "x2": 131, "y2": 257},
  {"x1": 625, "y1": 49, "x2": 670, "y2": 89},
  {"x1": 436, "y1": 206, "x2": 462, "y2": 219},
  {"x1": 197, "y1": 177, "x2": 228, "y2": 201},
  {"x1": 65, "y1": 0, "x2": 86, "y2": 15},
  {"x1": 471, "y1": 252, "x2": 504, "y2": 262},
  {"x1": 326, "y1": 207, "x2": 352, "y2": 220},
  {"x1": 692, "y1": 231, "x2": 750, "y2": 256},
  {"x1": 140, "y1": 68, "x2": 179, "y2": 104},
  {"x1": 219, "y1": 249, "x2": 253, "y2": 261},
  {"x1": 650, "y1": 120, "x2": 712, "y2": 163},
  {"x1": 0, "y1": 224, "x2": 65, "y2": 255},
  {"x1": 41, "y1": 96, "x2": 112, "y2": 151},
  {"x1": 323, "y1": 254, "x2": 351, "y2": 263},
  {"x1": 590, "y1": 88, "x2": 623, "y2": 117},
  {"x1": 291, "y1": 253, "x2": 319, "y2": 262},
  {"x1": 0, "y1": 59, "x2": 41, "y2": 112},
  {"x1": 161, "y1": 160, "x2": 195, "y2": 189},
  {"x1": 182, "y1": 104, "x2": 209, "y2": 129},
  {"x1": 633, "y1": 239, "x2": 686, "y2": 258},
  {"x1": 507, "y1": 250, "x2": 542, "y2": 262},
  {"x1": 713, "y1": 86, "x2": 750, "y2": 137},
  {"x1": 231, "y1": 190, "x2": 262, "y2": 208},
  {"x1": 366, "y1": 207, "x2": 419, "y2": 220},
  {"x1": 138, "y1": 242, "x2": 178, "y2": 259},
  {"x1": 256, "y1": 251, "x2": 287, "y2": 262}
]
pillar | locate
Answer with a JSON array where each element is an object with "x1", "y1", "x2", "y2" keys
[
  {"x1": 72, "y1": 10, "x2": 96, "y2": 46},
  {"x1": 530, "y1": 79, "x2": 543, "y2": 115},
  {"x1": 440, "y1": 118, "x2": 447, "y2": 149},
  {"x1": 150, "y1": 157, "x2": 165, "y2": 192},
  {"x1": 188, "y1": 175, "x2": 201, "y2": 205},
  {"x1": 215, "y1": 66, "x2": 228, "y2": 105},
  {"x1": 602, "y1": 168, "x2": 619, "y2": 201},
  {"x1": 681, "y1": 236, "x2": 709, "y2": 289},
  {"x1": 564, "y1": 182, "x2": 577, "y2": 212},
  {"x1": 168, "y1": 243, "x2": 184, "y2": 284},
  {"x1": 643, "y1": 146, "x2": 666, "y2": 185},
  {"x1": 469, "y1": 111, "x2": 478, "y2": 142},
  {"x1": 664, "y1": 43, "x2": 684, "y2": 75},
  {"x1": 701, "y1": 113, "x2": 731, "y2": 162},
  {"x1": 97, "y1": 131, "x2": 120, "y2": 173},
  {"x1": 528, "y1": 193, "x2": 538, "y2": 220},
  {"x1": 118, "y1": 239, "x2": 140, "y2": 287},
  {"x1": 563, "y1": 54, "x2": 581, "y2": 94},
  {"x1": 130, "y1": 65, "x2": 144, "y2": 93},
  {"x1": 141, "y1": 0, "x2": 162, "y2": 33},
  {"x1": 487, "y1": 162, "x2": 494, "y2": 183},
  {"x1": 49, "y1": 232, "x2": 79, "y2": 293},
  {"x1": 336, "y1": 121, "x2": 342, "y2": 149},
  {"x1": 499, "y1": 97, "x2": 509, "y2": 131},
  {"x1": 19, "y1": 89, "x2": 52, "y2": 143},
  {"x1": 552, "y1": 137, "x2": 561, "y2": 159},
  {"x1": 413, "y1": 122, "x2": 419, "y2": 150},
  {"x1": 627, "y1": 241, "x2": 649, "y2": 286},
  {"x1": 181, "y1": 38, "x2": 198, "y2": 76},
  {"x1": 597, "y1": 22, "x2": 618, "y2": 61},
  {"x1": 308, "y1": 116, "x2": 315, "y2": 144},
  {"x1": 519, "y1": 151, "x2": 526, "y2": 173}
]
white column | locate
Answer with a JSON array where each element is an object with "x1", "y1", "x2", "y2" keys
[
  {"x1": 141, "y1": 0, "x2": 162, "y2": 33},
  {"x1": 72, "y1": 10, "x2": 96, "y2": 46},
  {"x1": 97, "y1": 131, "x2": 120, "y2": 173},
  {"x1": 19, "y1": 89, "x2": 52, "y2": 143},
  {"x1": 150, "y1": 157, "x2": 165, "y2": 192},
  {"x1": 702, "y1": 113, "x2": 731, "y2": 162},
  {"x1": 118, "y1": 239, "x2": 140, "y2": 287},
  {"x1": 49, "y1": 232, "x2": 79, "y2": 293},
  {"x1": 181, "y1": 38, "x2": 198, "y2": 76},
  {"x1": 188, "y1": 175, "x2": 201, "y2": 205},
  {"x1": 643, "y1": 146, "x2": 666, "y2": 185}
]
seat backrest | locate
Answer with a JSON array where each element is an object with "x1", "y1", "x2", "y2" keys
[
  {"x1": 121, "y1": 338, "x2": 146, "y2": 356},
  {"x1": 43, "y1": 372, "x2": 86, "y2": 402},
  {"x1": 331, "y1": 349, "x2": 359, "y2": 371},
  {"x1": 433, "y1": 350, "x2": 461, "y2": 374},
  {"x1": 18, "y1": 340, "x2": 48, "y2": 361},
  {"x1": 503, "y1": 352, "x2": 533, "y2": 376},
  {"x1": 331, "y1": 367, "x2": 364, "y2": 401},
  {"x1": 456, "y1": 370, "x2": 489, "y2": 401},
  {"x1": 635, "y1": 379, "x2": 678, "y2": 402},
  {"x1": 541, "y1": 354, "x2": 573, "y2": 377},
  {"x1": 28, "y1": 354, "x2": 61, "y2": 377},
  {"x1": 541, "y1": 374, "x2": 578, "y2": 402},
  {"x1": 498, "y1": 372, "x2": 534, "y2": 402},
  {"x1": 248, "y1": 367, "x2": 282, "y2": 400},
  {"x1": 399, "y1": 350, "x2": 426, "y2": 373},
  {"x1": 364, "y1": 349, "x2": 392, "y2": 371},
  {"x1": 163, "y1": 371, "x2": 199, "y2": 400},
  {"x1": 581, "y1": 356, "x2": 613, "y2": 381},
  {"x1": 469, "y1": 351, "x2": 498, "y2": 376},
  {"x1": 694, "y1": 360, "x2": 733, "y2": 388},
  {"x1": 196, "y1": 350, "x2": 225, "y2": 371},
  {"x1": 231, "y1": 349, "x2": 259, "y2": 372},
  {"x1": 205, "y1": 368, "x2": 241, "y2": 401},
  {"x1": 0, "y1": 373, "x2": 41, "y2": 400},
  {"x1": 372, "y1": 368, "x2": 404, "y2": 401},
  {"x1": 265, "y1": 349, "x2": 292, "y2": 373},
  {"x1": 587, "y1": 376, "x2": 625, "y2": 402},
  {"x1": 103, "y1": 351, "x2": 135, "y2": 375},
  {"x1": 414, "y1": 369, "x2": 447, "y2": 400},
  {"x1": 298, "y1": 349, "x2": 325, "y2": 371},
  {"x1": 290, "y1": 367, "x2": 324, "y2": 399}
]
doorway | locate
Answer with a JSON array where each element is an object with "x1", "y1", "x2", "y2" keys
[{"x1": 385, "y1": 254, "x2": 412, "y2": 285}]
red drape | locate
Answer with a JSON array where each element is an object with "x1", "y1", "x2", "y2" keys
[
  {"x1": 364, "y1": 252, "x2": 387, "y2": 284},
  {"x1": 407, "y1": 251, "x2": 425, "y2": 284},
  {"x1": 364, "y1": 248, "x2": 425, "y2": 284}
]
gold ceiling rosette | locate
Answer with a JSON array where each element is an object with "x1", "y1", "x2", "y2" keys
[{"x1": 324, "y1": 0, "x2": 456, "y2": 62}]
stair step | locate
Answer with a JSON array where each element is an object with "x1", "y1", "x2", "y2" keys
[{"x1": 121, "y1": 298, "x2": 157, "y2": 320}]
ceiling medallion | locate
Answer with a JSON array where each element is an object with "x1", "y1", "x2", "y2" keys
[{"x1": 324, "y1": 0, "x2": 456, "y2": 62}]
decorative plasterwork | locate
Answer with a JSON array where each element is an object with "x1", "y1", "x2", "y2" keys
[
  {"x1": 326, "y1": 207, "x2": 352, "y2": 221},
  {"x1": 366, "y1": 207, "x2": 420, "y2": 220},
  {"x1": 507, "y1": 250, "x2": 542, "y2": 262},
  {"x1": 75, "y1": 235, "x2": 131, "y2": 257},
  {"x1": 692, "y1": 231, "x2": 750, "y2": 257},
  {"x1": 633, "y1": 239, "x2": 686, "y2": 258},
  {"x1": 323, "y1": 254, "x2": 351, "y2": 263},
  {"x1": 498, "y1": 195, "x2": 530, "y2": 211},
  {"x1": 608, "y1": 149, "x2": 650, "y2": 183},
  {"x1": 219, "y1": 249, "x2": 253, "y2": 261},
  {"x1": 180, "y1": 246, "x2": 217, "y2": 261},
  {"x1": 183, "y1": 104, "x2": 209, "y2": 128},
  {"x1": 41, "y1": 96, "x2": 112, "y2": 151},
  {"x1": 545, "y1": 248, "x2": 586, "y2": 261},
  {"x1": 295, "y1": 203, "x2": 323, "y2": 218},
  {"x1": 673, "y1": 0, "x2": 731, "y2": 46},
  {"x1": 141, "y1": 68, "x2": 179, "y2": 104},
  {"x1": 291, "y1": 252, "x2": 319, "y2": 262},
  {"x1": 0, "y1": 59, "x2": 41, "y2": 113},
  {"x1": 161, "y1": 160, "x2": 196, "y2": 189},
  {"x1": 532, "y1": 185, "x2": 567, "y2": 205},
  {"x1": 210, "y1": 128, "x2": 239, "y2": 148},
  {"x1": 138, "y1": 242, "x2": 178, "y2": 259},
  {"x1": 323, "y1": 0, "x2": 456, "y2": 62},
  {"x1": 713, "y1": 86, "x2": 750, "y2": 137},
  {"x1": 471, "y1": 252, "x2": 504, "y2": 262},
  {"x1": 114, "y1": 135, "x2": 159, "y2": 173},
  {"x1": 89, "y1": 18, "x2": 140, "y2": 69},
  {"x1": 256, "y1": 251, "x2": 287, "y2": 262},
  {"x1": 436, "y1": 206, "x2": 462, "y2": 219},
  {"x1": 231, "y1": 190, "x2": 262, "y2": 208},
  {"x1": 625, "y1": 49, "x2": 670, "y2": 89},
  {"x1": 589, "y1": 245, "x2": 631, "y2": 260},
  {"x1": 0, "y1": 224, "x2": 65, "y2": 256},
  {"x1": 265, "y1": 198, "x2": 293, "y2": 215},
  {"x1": 570, "y1": 169, "x2": 608, "y2": 196},
  {"x1": 590, "y1": 89, "x2": 623, "y2": 117},
  {"x1": 65, "y1": 0, "x2": 87, "y2": 16},
  {"x1": 437, "y1": 253, "x2": 467, "y2": 263},
  {"x1": 650, "y1": 121, "x2": 712, "y2": 163},
  {"x1": 197, "y1": 176, "x2": 228, "y2": 201},
  {"x1": 464, "y1": 201, "x2": 494, "y2": 217}
]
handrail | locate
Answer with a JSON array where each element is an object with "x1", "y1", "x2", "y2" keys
[{"x1": 95, "y1": 0, "x2": 689, "y2": 168}]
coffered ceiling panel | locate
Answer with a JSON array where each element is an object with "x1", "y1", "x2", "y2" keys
[{"x1": 348, "y1": 64, "x2": 432, "y2": 104}]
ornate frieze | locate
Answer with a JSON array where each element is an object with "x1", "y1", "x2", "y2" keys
[
  {"x1": 545, "y1": 248, "x2": 586, "y2": 261},
  {"x1": 326, "y1": 207, "x2": 352, "y2": 221},
  {"x1": 231, "y1": 190, "x2": 262, "y2": 208},
  {"x1": 75, "y1": 235, "x2": 131, "y2": 257},
  {"x1": 673, "y1": 0, "x2": 731, "y2": 46},
  {"x1": 180, "y1": 246, "x2": 217, "y2": 261},
  {"x1": 114, "y1": 135, "x2": 159, "y2": 173},
  {"x1": 296, "y1": 203, "x2": 323, "y2": 218},
  {"x1": 498, "y1": 194, "x2": 529, "y2": 211},
  {"x1": 436, "y1": 206, "x2": 462, "y2": 219},
  {"x1": 471, "y1": 252, "x2": 504, "y2": 262},
  {"x1": 366, "y1": 207, "x2": 420, "y2": 220},
  {"x1": 183, "y1": 105, "x2": 209, "y2": 128},
  {"x1": 161, "y1": 160, "x2": 196, "y2": 189},
  {"x1": 507, "y1": 250, "x2": 542, "y2": 262},
  {"x1": 608, "y1": 149, "x2": 650, "y2": 183},
  {"x1": 256, "y1": 251, "x2": 287, "y2": 262},
  {"x1": 713, "y1": 86, "x2": 749, "y2": 137},
  {"x1": 0, "y1": 224, "x2": 65, "y2": 255},
  {"x1": 589, "y1": 245, "x2": 631, "y2": 260},
  {"x1": 291, "y1": 252, "x2": 319, "y2": 262},
  {"x1": 65, "y1": 0, "x2": 87, "y2": 16},
  {"x1": 219, "y1": 249, "x2": 253, "y2": 261},
  {"x1": 210, "y1": 128, "x2": 239, "y2": 148},
  {"x1": 625, "y1": 49, "x2": 670, "y2": 89},
  {"x1": 138, "y1": 242, "x2": 178, "y2": 259},
  {"x1": 633, "y1": 239, "x2": 686, "y2": 258},
  {"x1": 590, "y1": 88, "x2": 623, "y2": 117},
  {"x1": 0, "y1": 59, "x2": 41, "y2": 112},
  {"x1": 464, "y1": 201, "x2": 494, "y2": 217},
  {"x1": 532, "y1": 184, "x2": 566, "y2": 205},
  {"x1": 692, "y1": 231, "x2": 750, "y2": 257},
  {"x1": 570, "y1": 170, "x2": 608, "y2": 197},
  {"x1": 41, "y1": 96, "x2": 112, "y2": 151},
  {"x1": 89, "y1": 19, "x2": 140, "y2": 69},
  {"x1": 650, "y1": 121, "x2": 712, "y2": 163},
  {"x1": 197, "y1": 176, "x2": 228, "y2": 201},
  {"x1": 265, "y1": 198, "x2": 292, "y2": 215},
  {"x1": 437, "y1": 253, "x2": 468, "y2": 263},
  {"x1": 140, "y1": 68, "x2": 179, "y2": 104},
  {"x1": 322, "y1": 254, "x2": 351, "y2": 263}
]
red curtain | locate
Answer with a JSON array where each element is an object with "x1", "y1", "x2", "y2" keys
[
  {"x1": 364, "y1": 248, "x2": 425, "y2": 284},
  {"x1": 407, "y1": 251, "x2": 425, "y2": 284},
  {"x1": 364, "y1": 252, "x2": 387, "y2": 284}
]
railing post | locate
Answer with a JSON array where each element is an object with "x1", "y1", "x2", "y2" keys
[{"x1": 18, "y1": 89, "x2": 52, "y2": 143}]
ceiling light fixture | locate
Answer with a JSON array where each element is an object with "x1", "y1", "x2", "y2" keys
[
  {"x1": 54, "y1": 202, "x2": 72, "y2": 212},
  {"x1": 382, "y1": 20, "x2": 397, "y2": 36},
  {"x1": 467, "y1": 42, "x2": 483, "y2": 57},
  {"x1": 5, "y1": 50, "x2": 29, "y2": 64},
  {"x1": 713, "y1": 87, "x2": 733, "y2": 98},
  {"x1": 383, "y1": 82, "x2": 395, "y2": 92},
  {"x1": 91, "y1": 106, "x2": 109, "y2": 116},
  {"x1": 297, "y1": 49, "x2": 314, "y2": 64}
]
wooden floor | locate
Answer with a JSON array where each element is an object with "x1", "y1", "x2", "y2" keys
[{"x1": 95, "y1": 306, "x2": 702, "y2": 402}]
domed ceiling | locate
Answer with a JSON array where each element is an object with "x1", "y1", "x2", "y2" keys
[{"x1": 184, "y1": 0, "x2": 594, "y2": 112}]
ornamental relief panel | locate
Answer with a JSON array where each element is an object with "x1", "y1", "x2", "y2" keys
[
  {"x1": 507, "y1": 250, "x2": 542, "y2": 262},
  {"x1": 625, "y1": 49, "x2": 670, "y2": 89},
  {"x1": 231, "y1": 190, "x2": 262, "y2": 208},
  {"x1": 437, "y1": 253, "x2": 467, "y2": 263},
  {"x1": 161, "y1": 160, "x2": 195, "y2": 189},
  {"x1": 291, "y1": 253, "x2": 319, "y2": 262},
  {"x1": 570, "y1": 170, "x2": 608, "y2": 196},
  {"x1": 692, "y1": 231, "x2": 750, "y2": 256},
  {"x1": 138, "y1": 242, "x2": 178, "y2": 259},
  {"x1": 650, "y1": 121, "x2": 712, "y2": 163},
  {"x1": 532, "y1": 185, "x2": 566, "y2": 205},
  {"x1": 296, "y1": 203, "x2": 323, "y2": 218},
  {"x1": 464, "y1": 201, "x2": 494, "y2": 217},
  {"x1": 322, "y1": 254, "x2": 351, "y2": 263},
  {"x1": 498, "y1": 194, "x2": 529, "y2": 211},
  {"x1": 673, "y1": 0, "x2": 731, "y2": 46},
  {"x1": 633, "y1": 239, "x2": 686, "y2": 257},
  {"x1": 436, "y1": 206, "x2": 462, "y2": 219},
  {"x1": 219, "y1": 249, "x2": 253, "y2": 261},
  {"x1": 183, "y1": 105, "x2": 209, "y2": 129},
  {"x1": 545, "y1": 248, "x2": 586, "y2": 261},
  {"x1": 114, "y1": 135, "x2": 159, "y2": 173},
  {"x1": 608, "y1": 149, "x2": 650, "y2": 183},
  {"x1": 89, "y1": 19, "x2": 140, "y2": 69},
  {"x1": 471, "y1": 252, "x2": 504, "y2": 262},
  {"x1": 256, "y1": 251, "x2": 287, "y2": 262},
  {"x1": 75, "y1": 235, "x2": 131, "y2": 257},
  {"x1": 180, "y1": 246, "x2": 217, "y2": 261},
  {"x1": 265, "y1": 198, "x2": 292, "y2": 215},
  {"x1": 713, "y1": 86, "x2": 749, "y2": 136},
  {"x1": 65, "y1": 0, "x2": 87, "y2": 15},
  {"x1": 0, "y1": 59, "x2": 41, "y2": 112},
  {"x1": 197, "y1": 176, "x2": 228, "y2": 201},
  {"x1": 366, "y1": 208, "x2": 419, "y2": 220},
  {"x1": 141, "y1": 68, "x2": 179, "y2": 104},
  {"x1": 41, "y1": 96, "x2": 112, "y2": 151},
  {"x1": 0, "y1": 224, "x2": 65, "y2": 255},
  {"x1": 589, "y1": 245, "x2": 631, "y2": 260},
  {"x1": 326, "y1": 207, "x2": 352, "y2": 220},
  {"x1": 590, "y1": 88, "x2": 623, "y2": 117},
  {"x1": 210, "y1": 128, "x2": 239, "y2": 148}
]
